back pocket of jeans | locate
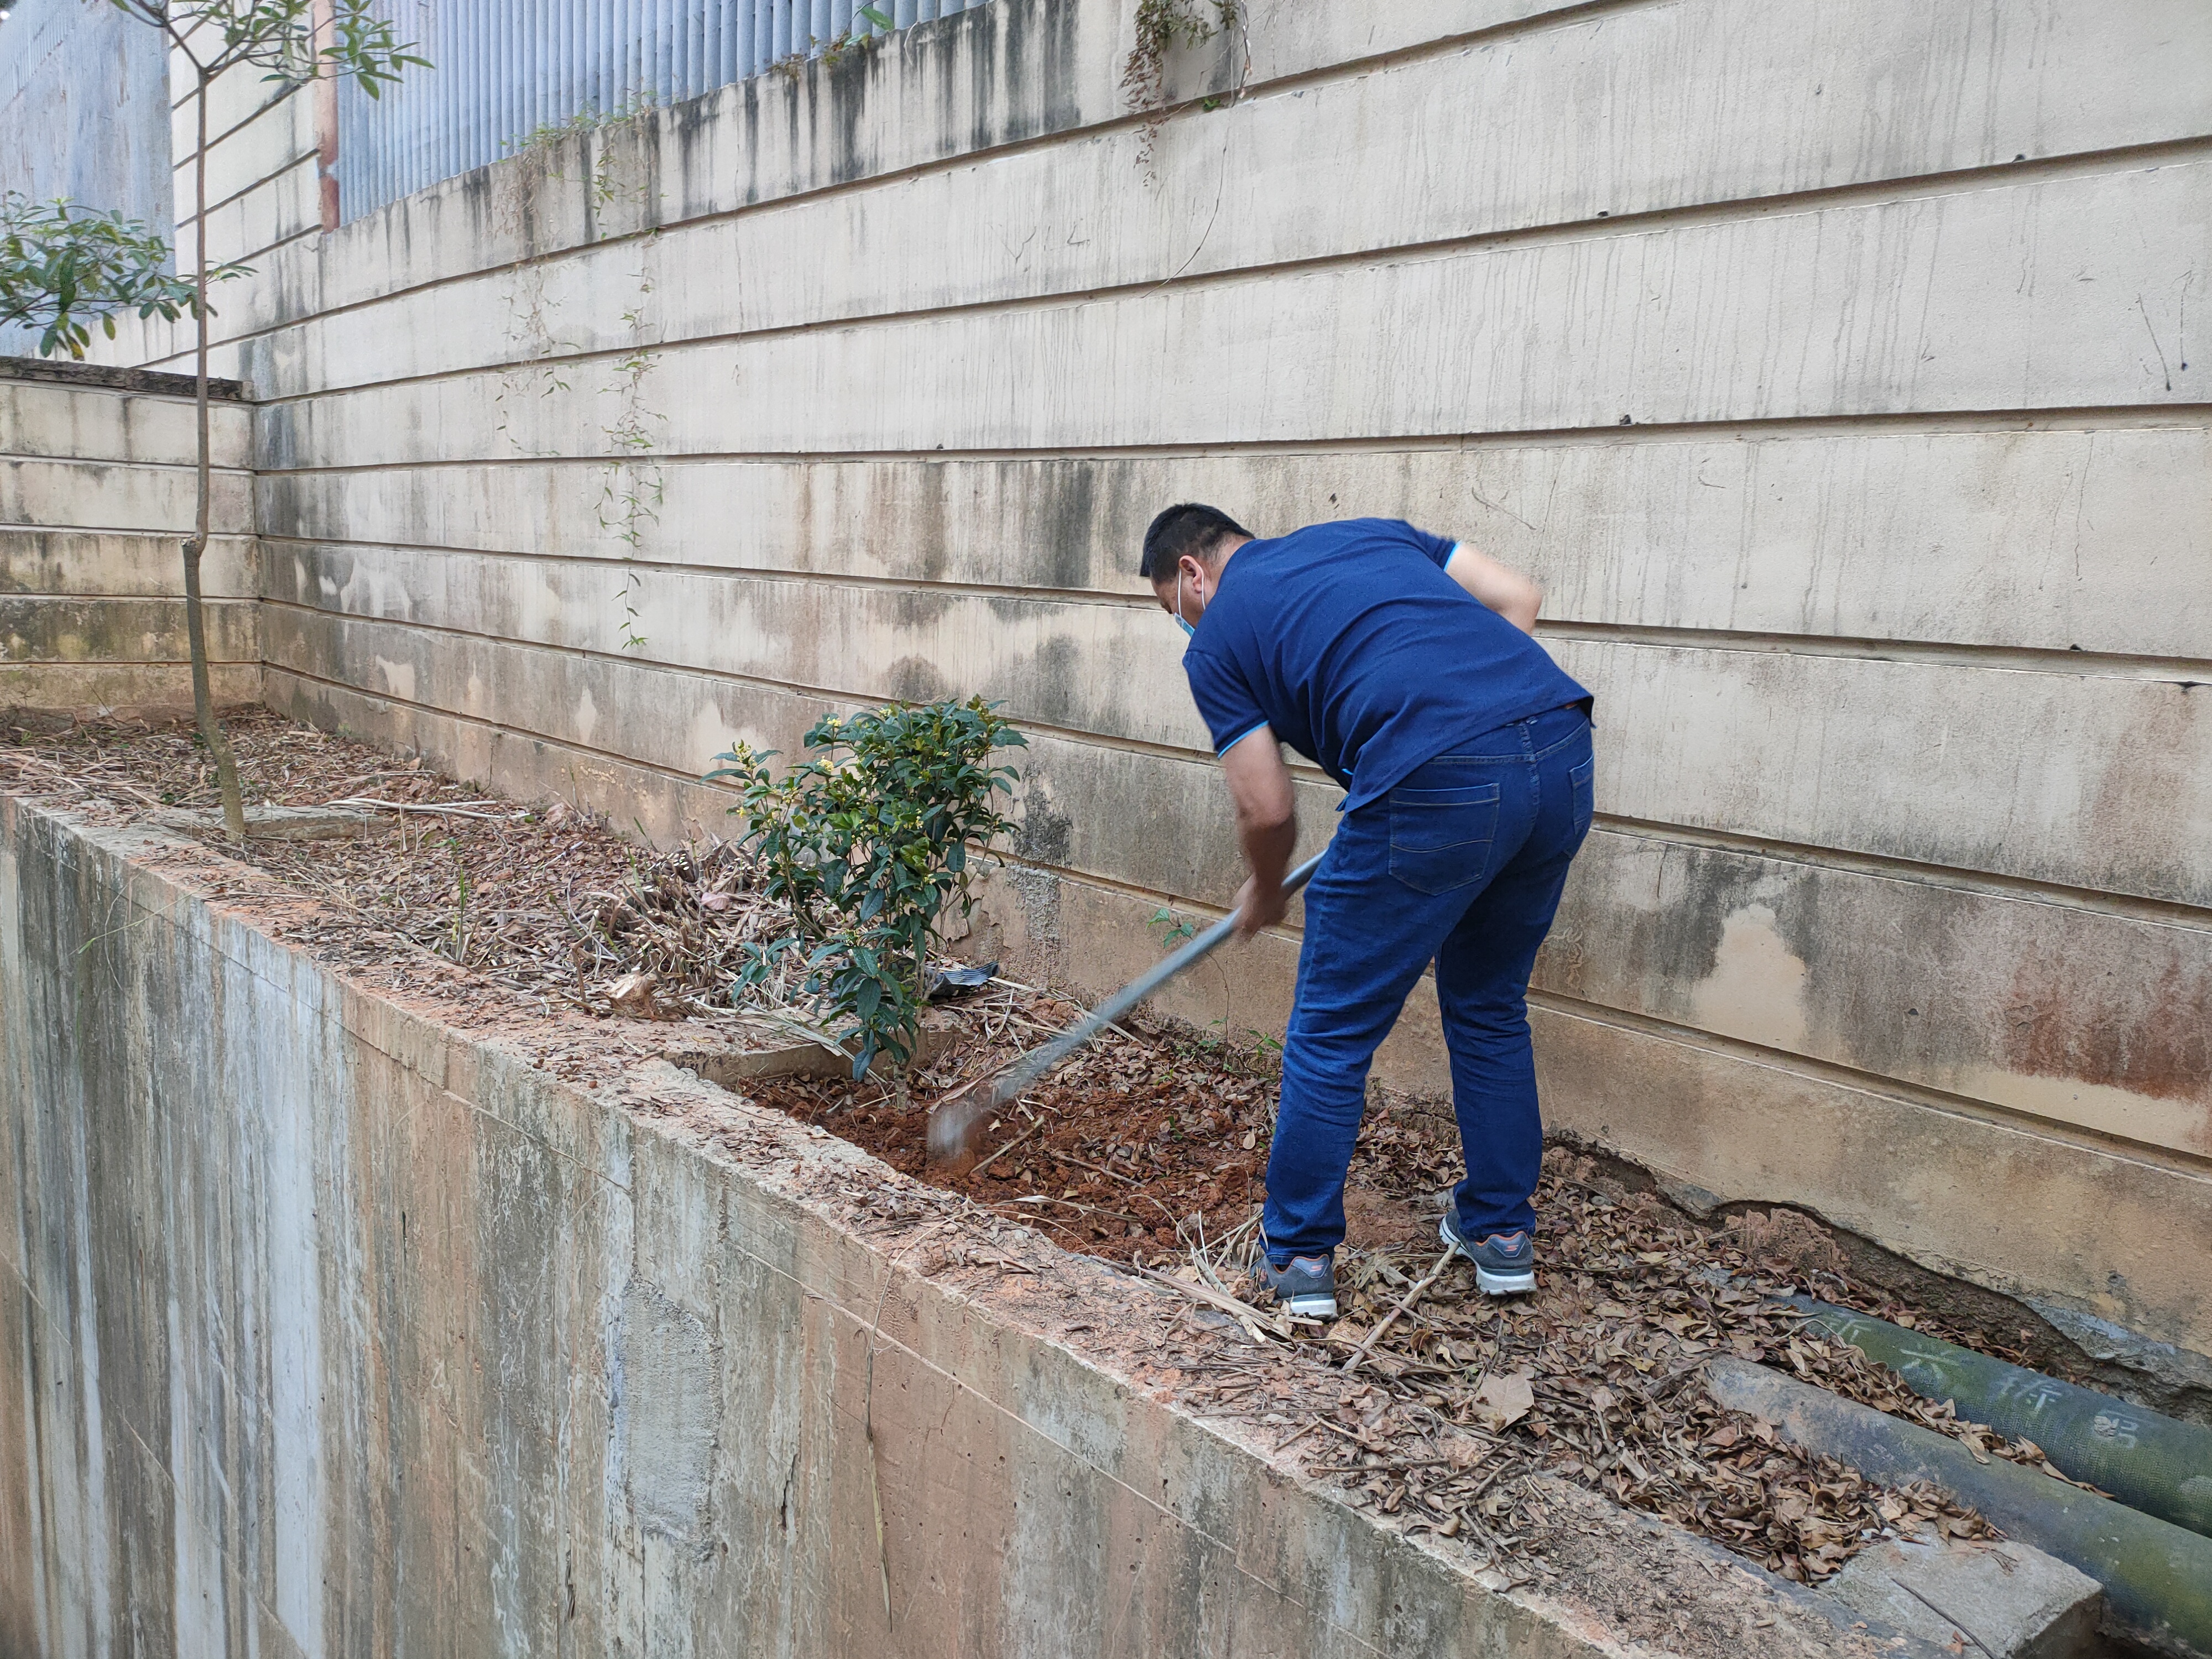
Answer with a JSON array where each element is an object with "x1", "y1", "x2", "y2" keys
[
  {"x1": 1387, "y1": 780, "x2": 1500, "y2": 895},
  {"x1": 1569, "y1": 755, "x2": 1595, "y2": 840}
]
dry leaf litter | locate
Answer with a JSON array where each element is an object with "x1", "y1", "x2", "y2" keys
[{"x1": 3, "y1": 709, "x2": 2111, "y2": 1590}]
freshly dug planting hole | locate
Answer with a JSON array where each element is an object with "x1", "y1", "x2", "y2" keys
[{"x1": 745, "y1": 987, "x2": 1370, "y2": 1267}]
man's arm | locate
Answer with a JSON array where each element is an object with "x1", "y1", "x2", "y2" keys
[
  {"x1": 1219, "y1": 727, "x2": 1296, "y2": 939},
  {"x1": 1443, "y1": 544, "x2": 1542, "y2": 634}
]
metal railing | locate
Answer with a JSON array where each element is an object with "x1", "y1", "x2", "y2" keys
[{"x1": 333, "y1": 0, "x2": 990, "y2": 223}]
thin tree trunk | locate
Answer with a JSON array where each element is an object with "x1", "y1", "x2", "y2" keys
[{"x1": 184, "y1": 70, "x2": 247, "y2": 841}]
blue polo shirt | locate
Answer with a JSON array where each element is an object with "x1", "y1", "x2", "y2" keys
[{"x1": 1180, "y1": 518, "x2": 1591, "y2": 813}]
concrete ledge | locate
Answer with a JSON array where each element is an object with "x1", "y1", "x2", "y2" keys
[
  {"x1": 0, "y1": 795, "x2": 1920, "y2": 1657},
  {"x1": 0, "y1": 593, "x2": 263, "y2": 663},
  {"x1": 0, "y1": 659, "x2": 263, "y2": 717},
  {"x1": 0, "y1": 353, "x2": 249, "y2": 401},
  {"x1": 1823, "y1": 1537, "x2": 2102, "y2": 1659}
]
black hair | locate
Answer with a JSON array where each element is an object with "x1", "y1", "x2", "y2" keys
[{"x1": 1139, "y1": 503, "x2": 1251, "y2": 583}]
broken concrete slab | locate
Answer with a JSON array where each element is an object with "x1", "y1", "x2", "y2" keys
[{"x1": 1823, "y1": 1536, "x2": 2103, "y2": 1659}]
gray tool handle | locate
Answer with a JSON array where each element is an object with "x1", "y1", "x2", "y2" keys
[{"x1": 928, "y1": 851, "x2": 1324, "y2": 1157}]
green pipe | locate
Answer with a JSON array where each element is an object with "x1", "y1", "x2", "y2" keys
[
  {"x1": 1708, "y1": 1358, "x2": 2212, "y2": 1659},
  {"x1": 1792, "y1": 1297, "x2": 2212, "y2": 1541}
]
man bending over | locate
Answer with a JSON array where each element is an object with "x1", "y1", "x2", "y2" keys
[{"x1": 1144, "y1": 505, "x2": 1594, "y2": 1318}]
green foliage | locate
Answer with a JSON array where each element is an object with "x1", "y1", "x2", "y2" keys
[
  {"x1": 503, "y1": 94, "x2": 658, "y2": 208},
  {"x1": 497, "y1": 98, "x2": 665, "y2": 650},
  {"x1": 709, "y1": 699, "x2": 1026, "y2": 1079},
  {"x1": 1150, "y1": 904, "x2": 1201, "y2": 948},
  {"x1": 1121, "y1": 0, "x2": 1237, "y2": 114},
  {"x1": 93, "y1": 1, "x2": 426, "y2": 846},
  {"x1": 107, "y1": 1, "x2": 427, "y2": 96},
  {"x1": 0, "y1": 195, "x2": 244, "y2": 359},
  {"x1": 857, "y1": 4, "x2": 894, "y2": 30}
]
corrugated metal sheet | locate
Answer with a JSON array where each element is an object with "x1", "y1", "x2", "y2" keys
[
  {"x1": 333, "y1": 0, "x2": 990, "y2": 222},
  {"x1": 0, "y1": 1, "x2": 174, "y2": 356}
]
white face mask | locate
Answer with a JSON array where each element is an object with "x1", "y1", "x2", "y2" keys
[{"x1": 1173, "y1": 567, "x2": 1204, "y2": 638}]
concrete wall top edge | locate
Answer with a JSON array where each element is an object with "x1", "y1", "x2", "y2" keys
[{"x1": 0, "y1": 356, "x2": 250, "y2": 403}]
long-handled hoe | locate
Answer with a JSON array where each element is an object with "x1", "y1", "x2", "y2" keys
[{"x1": 924, "y1": 852, "x2": 1325, "y2": 1171}]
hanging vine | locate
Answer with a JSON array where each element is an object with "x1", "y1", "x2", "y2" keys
[
  {"x1": 1121, "y1": 0, "x2": 1239, "y2": 173},
  {"x1": 493, "y1": 99, "x2": 666, "y2": 652},
  {"x1": 597, "y1": 226, "x2": 666, "y2": 654}
]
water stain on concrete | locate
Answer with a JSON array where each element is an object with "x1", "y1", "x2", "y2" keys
[
  {"x1": 2002, "y1": 948, "x2": 2209, "y2": 1108},
  {"x1": 614, "y1": 1279, "x2": 718, "y2": 1545},
  {"x1": 1689, "y1": 903, "x2": 1811, "y2": 1053}
]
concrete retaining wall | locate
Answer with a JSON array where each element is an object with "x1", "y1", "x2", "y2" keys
[
  {"x1": 76, "y1": 0, "x2": 2212, "y2": 1358},
  {"x1": 0, "y1": 359, "x2": 258, "y2": 719},
  {"x1": 1, "y1": 796, "x2": 1919, "y2": 1658}
]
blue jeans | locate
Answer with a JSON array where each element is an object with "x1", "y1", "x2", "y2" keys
[{"x1": 1263, "y1": 704, "x2": 1594, "y2": 1263}]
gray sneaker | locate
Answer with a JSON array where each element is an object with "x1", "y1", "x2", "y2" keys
[
  {"x1": 1440, "y1": 1210, "x2": 1537, "y2": 1296},
  {"x1": 1254, "y1": 1253, "x2": 1338, "y2": 1319}
]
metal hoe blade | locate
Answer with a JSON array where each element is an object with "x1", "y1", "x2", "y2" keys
[{"x1": 924, "y1": 852, "x2": 1325, "y2": 1170}]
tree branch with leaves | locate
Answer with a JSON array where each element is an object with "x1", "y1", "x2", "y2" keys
[
  {"x1": 97, "y1": 0, "x2": 426, "y2": 837},
  {"x1": 0, "y1": 195, "x2": 246, "y2": 360}
]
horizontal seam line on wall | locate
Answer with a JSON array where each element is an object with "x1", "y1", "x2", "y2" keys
[
  {"x1": 3, "y1": 659, "x2": 263, "y2": 669},
  {"x1": 1525, "y1": 989, "x2": 2212, "y2": 1180},
  {"x1": 185, "y1": 0, "x2": 2212, "y2": 379},
  {"x1": 232, "y1": 132, "x2": 2212, "y2": 411},
  {"x1": 251, "y1": 538, "x2": 2212, "y2": 679},
  {"x1": 0, "y1": 458, "x2": 258, "y2": 477},
  {"x1": 169, "y1": 73, "x2": 310, "y2": 152},
  {"x1": 0, "y1": 386, "x2": 251, "y2": 413},
  {"x1": 244, "y1": 403, "x2": 2212, "y2": 476},
  {"x1": 263, "y1": 658, "x2": 819, "y2": 800},
  {"x1": 127, "y1": 223, "x2": 326, "y2": 373},
  {"x1": 200, "y1": 224, "x2": 324, "y2": 275},
  {"x1": 262, "y1": 658, "x2": 1341, "y2": 942},
  {"x1": 940, "y1": 851, "x2": 2212, "y2": 1175},
  {"x1": 257, "y1": 592, "x2": 1230, "y2": 766},
  {"x1": 164, "y1": 19, "x2": 294, "y2": 105},
  {"x1": 169, "y1": 86, "x2": 300, "y2": 159},
  {"x1": 1544, "y1": 622, "x2": 2212, "y2": 682},
  {"x1": 160, "y1": 221, "x2": 321, "y2": 294},
  {"x1": 255, "y1": 533, "x2": 1160, "y2": 607},
  {"x1": 255, "y1": 594, "x2": 2212, "y2": 907},
  {"x1": 260, "y1": 659, "x2": 1276, "y2": 841},
  {"x1": 0, "y1": 456, "x2": 254, "y2": 473},
  {"x1": 1592, "y1": 815, "x2": 2212, "y2": 928},
  {"x1": 257, "y1": 619, "x2": 2194, "y2": 924},
  {"x1": 172, "y1": 147, "x2": 317, "y2": 227},
  {"x1": 166, "y1": 70, "x2": 289, "y2": 124},
  {"x1": 0, "y1": 595, "x2": 260, "y2": 605},
  {"x1": 128, "y1": 0, "x2": 1675, "y2": 350},
  {"x1": 0, "y1": 528, "x2": 255, "y2": 540}
]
